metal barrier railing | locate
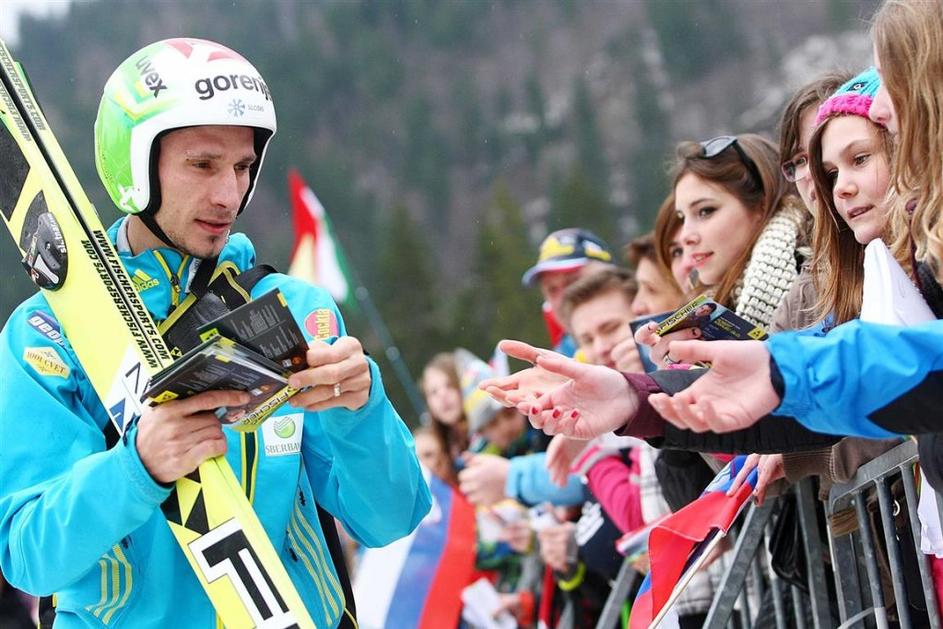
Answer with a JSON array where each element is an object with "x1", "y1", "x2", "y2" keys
[
  {"x1": 827, "y1": 439, "x2": 941, "y2": 629},
  {"x1": 593, "y1": 557, "x2": 639, "y2": 629},
  {"x1": 590, "y1": 440, "x2": 943, "y2": 629}
]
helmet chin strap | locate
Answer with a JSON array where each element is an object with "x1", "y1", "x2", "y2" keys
[
  {"x1": 136, "y1": 210, "x2": 219, "y2": 296},
  {"x1": 138, "y1": 210, "x2": 183, "y2": 252}
]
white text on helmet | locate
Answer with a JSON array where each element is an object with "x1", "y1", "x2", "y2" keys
[
  {"x1": 135, "y1": 56, "x2": 167, "y2": 98},
  {"x1": 194, "y1": 74, "x2": 271, "y2": 102}
]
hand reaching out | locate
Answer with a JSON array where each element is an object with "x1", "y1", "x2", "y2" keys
[
  {"x1": 648, "y1": 339, "x2": 781, "y2": 433},
  {"x1": 545, "y1": 434, "x2": 589, "y2": 487},
  {"x1": 634, "y1": 321, "x2": 702, "y2": 367},
  {"x1": 482, "y1": 340, "x2": 638, "y2": 440},
  {"x1": 726, "y1": 453, "x2": 786, "y2": 505},
  {"x1": 480, "y1": 340, "x2": 569, "y2": 407}
]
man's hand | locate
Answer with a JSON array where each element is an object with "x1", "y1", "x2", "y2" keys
[
  {"x1": 538, "y1": 521, "x2": 576, "y2": 573},
  {"x1": 495, "y1": 344, "x2": 638, "y2": 440},
  {"x1": 137, "y1": 390, "x2": 249, "y2": 484},
  {"x1": 458, "y1": 453, "x2": 511, "y2": 506},
  {"x1": 288, "y1": 337, "x2": 371, "y2": 412},
  {"x1": 648, "y1": 340, "x2": 780, "y2": 433}
]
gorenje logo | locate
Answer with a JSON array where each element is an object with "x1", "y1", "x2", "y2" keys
[
  {"x1": 135, "y1": 56, "x2": 167, "y2": 98},
  {"x1": 194, "y1": 74, "x2": 271, "y2": 102}
]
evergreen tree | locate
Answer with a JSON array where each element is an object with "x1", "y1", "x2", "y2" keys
[
  {"x1": 523, "y1": 69, "x2": 547, "y2": 163},
  {"x1": 371, "y1": 204, "x2": 443, "y2": 420},
  {"x1": 644, "y1": 0, "x2": 746, "y2": 84},
  {"x1": 571, "y1": 75, "x2": 609, "y2": 191},
  {"x1": 451, "y1": 184, "x2": 546, "y2": 355},
  {"x1": 402, "y1": 95, "x2": 452, "y2": 231},
  {"x1": 627, "y1": 41, "x2": 672, "y2": 230},
  {"x1": 453, "y1": 78, "x2": 485, "y2": 166},
  {"x1": 549, "y1": 165, "x2": 618, "y2": 248}
]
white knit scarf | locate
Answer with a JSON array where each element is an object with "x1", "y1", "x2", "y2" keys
[{"x1": 732, "y1": 198, "x2": 807, "y2": 329}]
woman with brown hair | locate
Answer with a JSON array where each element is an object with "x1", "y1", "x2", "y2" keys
[
  {"x1": 638, "y1": 134, "x2": 808, "y2": 364},
  {"x1": 625, "y1": 208, "x2": 686, "y2": 318},
  {"x1": 420, "y1": 352, "x2": 470, "y2": 466}
]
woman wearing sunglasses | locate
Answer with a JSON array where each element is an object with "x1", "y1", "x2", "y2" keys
[{"x1": 637, "y1": 134, "x2": 807, "y2": 365}]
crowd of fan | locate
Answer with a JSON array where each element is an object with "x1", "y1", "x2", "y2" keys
[{"x1": 405, "y1": 1, "x2": 943, "y2": 626}]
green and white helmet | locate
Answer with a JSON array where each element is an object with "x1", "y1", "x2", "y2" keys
[{"x1": 94, "y1": 37, "x2": 277, "y2": 216}]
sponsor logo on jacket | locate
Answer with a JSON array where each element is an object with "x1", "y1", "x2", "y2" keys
[
  {"x1": 26, "y1": 312, "x2": 65, "y2": 346},
  {"x1": 131, "y1": 269, "x2": 159, "y2": 292},
  {"x1": 304, "y1": 308, "x2": 338, "y2": 341},
  {"x1": 263, "y1": 412, "x2": 302, "y2": 457},
  {"x1": 23, "y1": 346, "x2": 70, "y2": 379}
]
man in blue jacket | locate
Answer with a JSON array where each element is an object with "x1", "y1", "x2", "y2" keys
[{"x1": 0, "y1": 37, "x2": 430, "y2": 628}]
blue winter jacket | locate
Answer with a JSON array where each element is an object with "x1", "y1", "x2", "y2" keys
[
  {"x1": 0, "y1": 219, "x2": 431, "y2": 628},
  {"x1": 770, "y1": 318, "x2": 943, "y2": 439}
]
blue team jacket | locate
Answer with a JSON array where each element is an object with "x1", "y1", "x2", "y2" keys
[{"x1": 0, "y1": 218, "x2": 431, "y2": 628}]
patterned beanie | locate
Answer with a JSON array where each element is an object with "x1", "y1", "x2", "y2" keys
[
  {"x1": 454, "y1": 348, "x2": 503, "y2": 433},
  {"x1": 815, "y1": 67, "x2": 881, "y2": 126}
]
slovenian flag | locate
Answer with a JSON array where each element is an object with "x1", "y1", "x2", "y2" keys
[
  {"x1": 353, "y1": 468, "x2": 479, "y2": 628},
  {"x1": 288, "y1": 170, "x2": 355, "y2": 310},
  {"x1": 629, "y1": 455, "x2": 757, "y2": 628}
]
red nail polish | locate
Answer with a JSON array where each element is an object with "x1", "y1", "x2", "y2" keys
[
  {"x1": 552, "y1": 409, "x2": 561, "y2": 419},
  {"x1": 531, "y1": 406, "x2": 539, "y2": 415},
  {"x1": 570, "y1": 410, "x2": 579, "y2": 419}
]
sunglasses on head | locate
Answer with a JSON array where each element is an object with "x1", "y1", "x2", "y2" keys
[{"x1": 699, "y1": 135, "x2": 764, "y2": 189}]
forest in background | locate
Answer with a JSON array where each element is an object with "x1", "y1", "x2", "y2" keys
[{"x1": 0, "y1": 0, "x2": 879, "y2": 418}]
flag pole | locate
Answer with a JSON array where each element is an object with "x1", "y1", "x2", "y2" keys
[{"x1": 349, "y1": 278, "x2": 428, "y2": 421}]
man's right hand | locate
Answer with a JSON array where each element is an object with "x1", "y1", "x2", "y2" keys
[{"x1": 136, "y1": 390, "x2": 249, "y2": 484}]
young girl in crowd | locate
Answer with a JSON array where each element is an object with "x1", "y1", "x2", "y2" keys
[
  {"x1": 808, "y1": 67, "x2": 895, "y2": 326},
  {"x1": 420, "y1": 352, "x2": 470, "y2": 468},
  {"x1": 768, "y1": 70, "x2": 851, "y2": 333},
  {"x1": 652, "y1": 192, "x2": 693, "y2": 294},
  {"x1": 626, "y1": 199, "x2": 686, "y2": 318}
]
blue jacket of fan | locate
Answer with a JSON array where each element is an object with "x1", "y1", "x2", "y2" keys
[{"x1": 0, "y1": 218, "x2": 432, "y2": 628}]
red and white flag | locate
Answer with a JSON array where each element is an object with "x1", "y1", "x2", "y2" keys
[{"x1": 288, "y1": 169, "x2": 354, "y2": 309}]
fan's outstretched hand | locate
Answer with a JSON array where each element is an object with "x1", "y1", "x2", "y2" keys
[{"x1": 648, "y1": 340, "x2": 781, "y2": 433}]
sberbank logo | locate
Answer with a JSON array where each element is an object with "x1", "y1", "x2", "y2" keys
[
  {"x1": 264, "y1": 412, "x2": 302, "y2": 457},
  {"x1": 273, "y1": 416, "x2": 295, "y2": 439},
  {"x1": 132, "y1": 269, "x2": 159, "y2": 292}
]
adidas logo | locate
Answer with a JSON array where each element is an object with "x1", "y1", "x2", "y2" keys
[{"x1": 132, "y1": 269, "x2": 159, "y2": 292}]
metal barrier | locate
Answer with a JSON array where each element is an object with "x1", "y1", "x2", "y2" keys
[
  {"x1": 589, "y1": 440, "x2": 943, "y2": 629},
  {"x1": 826, "y1": 439, "x2": 940, "y2": 629}
]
